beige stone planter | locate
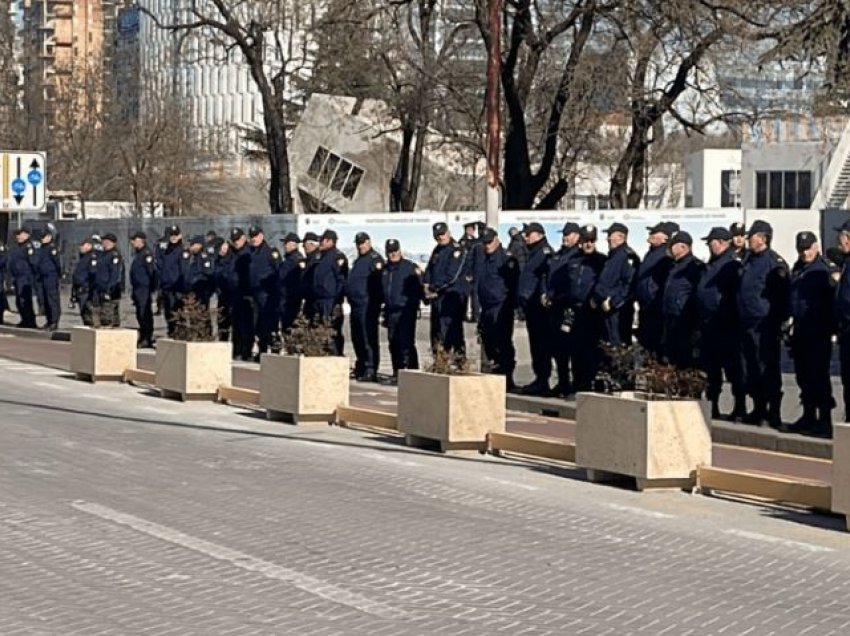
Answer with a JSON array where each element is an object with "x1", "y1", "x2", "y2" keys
[
  {"x1": 397, "y1": 370, "x2": 506, "y2": 452},
  {"x1": 155, "y1": 339, "x2": 231, "y2": 401},
  {"x1": 575, "y1": 391, "x2": 711, "y2": 490},
  {"x1": 832, "y1": 424, "x2": 850, "y2": 529},
  {"x1": 259, "y1": 354, "x2": 350, "y2": 424},
  {"x1": 70, "y1": 326, "x2": 137, "y2": 382}
]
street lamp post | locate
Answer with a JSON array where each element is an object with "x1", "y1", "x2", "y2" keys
[{"x1": 485, "y1": 0, "x2": 501, "y2": 229}]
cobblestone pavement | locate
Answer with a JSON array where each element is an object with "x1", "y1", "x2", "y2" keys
[{"x1": 3, "y1": 359, "x2": 850, "y2": 634}]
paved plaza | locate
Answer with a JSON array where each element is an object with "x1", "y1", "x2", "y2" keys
[{"x1": 2, "y1": 355, "x2": 850, "y2": 634}]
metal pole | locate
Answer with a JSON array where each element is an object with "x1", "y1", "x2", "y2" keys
[{"x1": 485, "y1": 0, "x2": 501, "y2": 229}]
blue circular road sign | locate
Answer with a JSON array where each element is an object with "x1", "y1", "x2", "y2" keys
[
  {"x1": 27, "y1": 170, "x2": 42, "y2": 186},
  {"x1": 11, "y1": 178, "x2": 26, "y2": 195}
]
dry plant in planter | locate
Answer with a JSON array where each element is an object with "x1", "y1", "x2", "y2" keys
[
  {"x1": 595, "y1": 343, "x2": 706, "y2": 400},
  {"x1": 171, "y1": 294, "x2": 215, "y2": 342},
  {"x1": 282, "y1": 314, "x2": 337, "y2": 357},
  {"x1": 427, "y1": 343, "x2": 472, "y2": 375}
]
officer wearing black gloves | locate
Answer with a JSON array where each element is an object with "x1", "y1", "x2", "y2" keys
[
  {"x1": 130, "y1": 231, "x2": 158, "y2": 348},
  {"x1": 423, "y1": 222, "x2": 468, "y2": 355},
  {"x1": 381, "y1": 239, "x2": 422, "y2": 381},
  {"x1": 593, "y1": 222, "x2": 640, "y2": 346},
  {"x1": 347, "y1": 232, "x2": 384, "y2": 381}
]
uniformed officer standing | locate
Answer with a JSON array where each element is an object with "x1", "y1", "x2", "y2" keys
[
  {"x1": 473, "y1": 228, "x2": 518, "y2": 388},
  {"x1": 8, "y1": 228, "x2": 37, "y2": 328},
  {"x1": 737, "y1": 220, "x2": 789, "y2": 428},
  {"x1": 0, "y1": 240, "x2": 6, "y2": 324},
  {"x1": 460, "y1": 221, "x2": 482, "y2": 322},
  {"x1": 277, "y1": 232, "x2": 304, "y2": 333},
  {"x1": 423, "y1": 222, "x2": 468, "y2": 355},
  {"x1": 545, "y1": 222, "x2": 582, "y2": 396},
  {"x1": 506, "y1": 226, "x2": 529, "y2": 270},
  {"x1": 301, "y1": 232, "x2": 321, "y2": 321},
  {"x1": 230, "y1": 228, "x2": 255, "y2": 361},
  {"x1": 347, "y1": 232, "x2": 384, "y2": 381},
  {"x1": 517, "y1": 222, "x2": 553, "y2": 395},
  {"x1": 565, "y1": 225, "x2": 607, "y2": 391},
  {"x1": 129, "y1": 231, "x2": 158, "y2": 348},
  {"x1": 834, "y1": 220, "x2": 850, "y2": 421},
  {"x1": 92, "y1": 233, "x2": 125, "y2": 327},
  {"x1": 156, "y1": 225, "x2": 185, "y2": 336},
  {"x1": 248, "y1": 226, "x2": 281, "y2": 359},
  {"x1": 183, "y1": 236, "x2": 216, "y2": 338},
  {"x1": 635, "y1": 222, "x2": 677, "y2": 356},
  {"x1": 381, "y1": 239, "x2": 422, "y2": 381},
  {"x1": 311, "y1": 229, "x2": 348, "y2": 354},
  {"x1": 696, "y1": 227, "x2": 745, "y2": 420},
  {"x1": 593, "y1": 223, "x2": 640, "y2": 346},
  {"x1": 71, "y1": 238, "x2": 97, "y2": 326},
  {"x1": 730, "y1": 222, "x2": 748, "y2": 260},
  {"x1": 785, "y1": 231, "x2": 836, "y2": 437},
  {"x1": 214, "y1": 239, "x2": 234, "y2": 342},
  {"x1": 661, "y1": 232, "x2": 703, "y2": 369},
  {"x1": 36, "y1": 228, "x2": 62, "y2": 331}
]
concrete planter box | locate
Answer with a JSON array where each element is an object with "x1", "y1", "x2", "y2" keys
[
  {"x1": 832, "y1": 424, "x2": 850, "y2": 528},
  {"x1": 155, "y1": 339, "x2": 231, "y2": 400},
  {"x1": 259, "y1": 354, "x2": 350, "y2": 424},
  {"x1": 397, "y1": 370, "x2": 506, "y2": 452},
  {"x1": 575, "y1": 391, "x2": 711, "y2": 490},
  {"x1": 70, "y1": 326, "x2": 137, "y2": 382}
]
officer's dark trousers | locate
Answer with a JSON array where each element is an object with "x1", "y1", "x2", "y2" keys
[
  {"x1": 740, "y1": 320, "x2": 782, "y2": 411},
  {"x1": 637, "y1": 308, "x2": 664, "y2": 357},
  {"x1": 603, "y1": 306, "x2": 632, "y2": 346},
  {"x1": 279, "y1": 296, "x2": 301, "y2": 333},
  {"x1": 387, "y1": 309, "x2": 418, "y2": 374},
  {"x1": 468, "y1": 286, "x2": 481, "y2": 322},
  {"x1": 700, "y1": 316, "x2": 744, "y2": 403},
  {"x1": 479, "y1": 302, "x2": 515, "y2": 378},
  {"x1": 430, "y1": 292, "x2": 466, "y2": 354},
  {"x1": 132, "y1": 288, "x2": 154, "y2": 345},
  {"x1": 15, "y1": 281, "x2": 35, "y2": 327},
  {"x1": 160, "y1": 289, "x2": 183, "y2": 337},
  {"x1": 524, "y1": 303, "x2": 551, "y2": 384},
  {"x1": 552, "y1": 305, "x2": 572, "y2": 391},
  {"x1": 350, "y1": 303, "x2": 380, "y2": 376},
  {"x1": 253, "y1": 291, "x2": 278, "y2": 354},
  {"x1": 217, "y1": 293, "x2": 232, "y2": 341},
  {"x1": 570, "y1": 307, "x2": 602, "y2": 391},
  {"x1": 34, "y1": 278, "x2": 45, "y2": 316},
  {"x1": 839, "y1": 323, "x2": 850, "y2": 418},
  {"x1": 0, "y1": 290, "x2": 6, "y2": 324},
  {"x1": 662, "y1": 315, "x2": 696, "y2": 369},
  {"x1": 232, "y1": 295, "x2": 255, "y2": 360},
  {"x1": 79, "y1": 294, "x2": 93, "y2": 327},
  {"x1": 792, "y1": 325, "x2": 835, "y2": 411},
  {"x1": 42, "y1": 277, "x2": 61, "y2": 328},
  {"x1": 316, "y1": 298, "x2": 344, "y2": 355}
]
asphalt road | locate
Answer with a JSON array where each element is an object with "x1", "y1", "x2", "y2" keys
[{"x1": 3, "y1": 359, "x2": 850, "y2": 633}]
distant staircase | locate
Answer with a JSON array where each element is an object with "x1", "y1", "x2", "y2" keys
[{"x1": 812, "y1": 118, "x2": 850, "y2": 210}]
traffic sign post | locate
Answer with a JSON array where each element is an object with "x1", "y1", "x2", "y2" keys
[{"x1": 0, "y1": 151, "x2": 47, "y2": 213}]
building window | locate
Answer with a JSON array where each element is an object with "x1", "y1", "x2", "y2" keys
[
  {"x1": 755, "y1": 170, "x2": 813, "y2": 208},
  {"x1": 720, "y1": 170, "x2": 741, "y2": 207},
  {"x1": 306, "y1": 146, "x2": 365, "y2": 200}
]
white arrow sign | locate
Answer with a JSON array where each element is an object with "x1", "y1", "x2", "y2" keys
[{"x1": 0, "y1": 151, "x2": 47, "y2": 212}]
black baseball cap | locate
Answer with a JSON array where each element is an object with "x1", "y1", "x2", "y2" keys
[
  {"x1": 647, "y1": 221, "x2": 679, "y2": 236},
  {"x1": 303, "y1": 232, "x2": 320, "y2": 243},
  {"x1": 604, "y1": 222, "x2": 629, "y2": 235},
  {"x1": 167, "y1": 224, "x2": 181, "y2": 236},
  {"x1": 385, "y1": 239, "x2": 401, "y2": 253},
  {"x1": 130, "y1": 231, "x2": 147, "y2": 240},
  {"x1": 102, "y1": 233, "x2": 118, "y2": 243},
  {"x1": 523, "y1": 222, "x2": 545, "y2": 235},
  {"x1": 463, "y1": 220, "x2": 477, "y2": 229},
  {"x1": 321, "y1": 229, "x2": 338, "y2": 241},
  {"x1": 579, "y1": 224, "x2": 598, "y2": 241},
  {"x1": 729, "y1": 222, "x2": 746, "y2": 236},
  {"x1": 702, "y1": 227, "x2": 732, "y2": 242},
  {"x1": 280, "y1": 232, "x2": 301, "y2": 244},
  {"x1": 205, "y1": 230, "x2": 217, "y2": 239},
  {"x1": 230, "y1": 227, "x2": 245, "y2": 241},
  {"x1": 561, "y1": 222, "x2": 581, "y2": 235},
  {"x1": 796, "y1": 231, "x2": 818, "y2": 251},
  {"x1": 834, "y1": 220, "x2": 850, "y2": 233},
  {"x1": 669, "y1": 231, "x2": 692, "y2": 247},
  {"x1": 354, "y1": 231, "x2": 370, "y2": 244},
  {"x1": 189, "y1": 235, "x2": 204, "y2": 245},
  {"x1": 79, "y1": 237, "x2": 93, "y2": 245},
  {"x1": 248, "y1": 225, "x2": 263, "y2": 238},
  {"x1": 747, "y1": 220, "x2": 773, "y2": 237},
  {"x1": 14, "y1": 228, "x2": 29, "y2": 236},
  {"x1": 432, "y1": 222, "x2": 449, "y2": 238},
  {"x1": 481, "y1": 227, "x2": 498, "y2": 244}
]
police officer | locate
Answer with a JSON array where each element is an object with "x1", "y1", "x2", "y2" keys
[
  {"x1": 593, "y1": 222, "x2": 640, "y2": 346},
  {"x1": 156, "y1": 224, "x2": 185, "y2": 336},
  {"x1": 661, "y1": 231, "x2": 703, "y2": 369},
  {"x1": 460, "y1": 221, "x2": 482, "y2": 322},
  {"x1": 129, "y1": 231, "x2": 158, "y2": 348},
  {"x1": 635, "y1": 222, "x2": 677, "y2": 356},
  {"x1": 347, "y1": 232, "x2": 384, "y2": 381},
  {"x1": 737, "y1": 219, "x2": 789, "y2": 428},
  {"x1": 8, "y1": 228, "x2": 37, "y2": 328},
  {"x1": 565, "y1": 225, "x2": 607, "y2": 391},
  {"x1": 517, "y1": 222, "x2": 553, "y2": 395},
  {"x1": 785, "y1": 231, "x2": 836, "y2": 437},
  {"x1": 834, "y1": 220, "x2": 850, "y2": 422},
  {"x1": 248, "y1": 226, "x2": 281, "y2": 359},
  {"x1": 214, "y1": 239, "x2": 234, "y2": 342},
  {"x1": 230, "y1": 227, "x2": 256, "y2": 360},
  {"x1": 697, "y1": 227, "x2": 745, "y2": 420},
  {"x1": 545, "y1": 222, "x2": 583, "y2": 396},
  {"x1": 381, "y1": 239, "x2": 422, "y2": 382},
  {"x1": 311, "y1": 229, "x2": 348, "y2": 355},
  {"x1": 423, "y1": 222, "x2": 468, "y2": 355},
  {"x1": 473, "y1": 228, "x2": 518, "y2": 388},
  {"x1": 506, "y1": 226, "x2": 529, "y2": 269},
  {"x1": 301, "y1": 231, "x2": 321, "y2": 321},
  {"x1": 277, "y1": 232, "x2": 304, "y2": 333},
  {"x1": 183, "y1": 236, "x2": 216, "y2": 337},
  {"x1": 0, "y1": 239, "x2": 6, "y2": 325},
  {"x1": 730, "y1": 222, "x2": 748, "y2": 260},
  {"x1": 36, "y1": 228, "x2": 62, "y2": 331},
  {"x1": 204, "y1": 231, "x2": 219, "y2": 259},
  {"x1": 93, "y1": 233, "x2": 125, "y2": 327},
  {"x1": 71, "y1": 238, "x2": 97, "y2": 326}
]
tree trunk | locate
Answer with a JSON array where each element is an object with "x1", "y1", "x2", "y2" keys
[{"x1": 390, "y1": 125, "x2": 414, "y2": 212}]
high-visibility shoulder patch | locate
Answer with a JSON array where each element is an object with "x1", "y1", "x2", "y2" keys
[
  {"x1": 337, "y1": 257, "x2": 346, "y2": 267},
  {"x1": 182, "y1": 251, "x2": 190, "y2": 259},
  {"x1": 298, "y1": 260, "x2": 306, "y2": 269},
  {"x1": 145, "y1": 255, "x2": 153, "y2": 264},
  {"x1": 375, "y1": 261, "x2": 382, "y2": 270},
  {"x1": 452, "y1": 250, "x2": 461, "y2": 259},
  {"x1": 112, "y1": 256, "x2": 120, "y2": 265}
]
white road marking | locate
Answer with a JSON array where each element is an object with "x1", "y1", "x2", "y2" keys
[
  {"x1": 32, "y1": 381, "x2": 69, "y2": 392},
  {"x1": 71, "y1": 501, "x2": 404, "y2": 620},
  {"x1": 481, "y1": 476, "x2": 539, "y2": 491},
  {"x1": 723, "y1": 528, "x2": 834, "y2": 553},
  {"x1": 605, "y1": 503, "x2": 675, "y2": 519}
]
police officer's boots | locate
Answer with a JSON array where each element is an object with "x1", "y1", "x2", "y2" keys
[
  {"x1": 766, "y1": 399, "x2": 783, "y2": 429},
  {"x1": 813, "y1": 408, "x2": 833, "y2": 439},
  {"x1": 743, "y1": 402, "x2": 768, "y2": 426},
  {"x1": 783, "y1": 405, "x2": 816, "y2": 434},
  {"x1": 709, "y1": 399, "x2": 721, "y2": 420},
  {"x1": 729, "y1": 396, "x2": 747, "y2": 423}
]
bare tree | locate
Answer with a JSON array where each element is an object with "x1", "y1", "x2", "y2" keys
[{"x1": 0, "y1": 4, "x2": 20, "y2": 148}]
